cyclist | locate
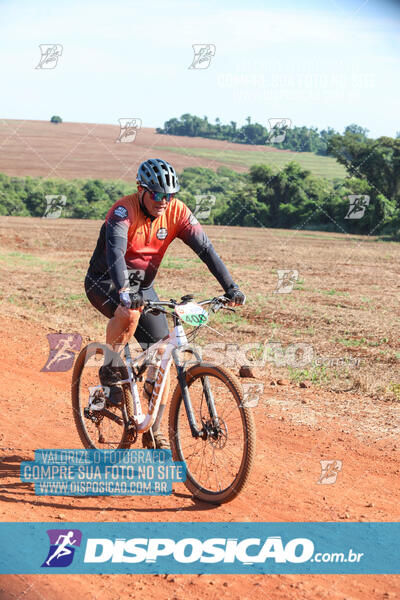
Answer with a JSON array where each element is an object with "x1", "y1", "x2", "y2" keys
[{"x1": 85, "y1": 158, "x2": 245, "y2": 449}]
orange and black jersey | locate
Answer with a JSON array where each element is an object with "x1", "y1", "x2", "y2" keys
[{"x1": 89, "y1": 193, "x2": 236, "y2": 293}]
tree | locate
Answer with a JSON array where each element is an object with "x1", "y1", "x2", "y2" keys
[
  {"x1": 327, "y1": 132, "x2": 400, "y2": 209},
  {"x1": 50, "y1": 116, "x2": 62, "y2": 124},
  {"x1": 344, "y1": 124, "x2": 369, "y2": 138}
]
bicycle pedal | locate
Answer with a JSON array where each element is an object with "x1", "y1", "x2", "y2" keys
[{"x1": 88, "y1": 386, "x2": 107, "y2": 411}]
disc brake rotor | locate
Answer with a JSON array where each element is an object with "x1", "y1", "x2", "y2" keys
[{"x1": 202, "y1": 417, "x2": 228, "y2": 449}]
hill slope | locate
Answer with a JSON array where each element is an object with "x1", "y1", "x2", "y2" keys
[{"x1": 0, "y1": 119, "x2": 346, "y2": 181}]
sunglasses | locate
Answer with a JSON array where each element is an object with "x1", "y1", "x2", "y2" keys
[{"x1": 149, "y1": 191, "x2": 175, "y2": 203}]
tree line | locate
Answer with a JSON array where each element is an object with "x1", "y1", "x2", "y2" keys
[{"x1": 156, "y1": 114, "x2": 375, "y2": 154}]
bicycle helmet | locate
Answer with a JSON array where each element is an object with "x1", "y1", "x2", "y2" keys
[{"x1": 136, "y1": 158, "x2": 180, "y2": 194}]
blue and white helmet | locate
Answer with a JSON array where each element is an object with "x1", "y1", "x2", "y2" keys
[{"x1": 137, "y1": 158, "x2": 180, "y2": 194}]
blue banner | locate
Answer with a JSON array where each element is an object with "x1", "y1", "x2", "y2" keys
[{"x1": 0, "y1": 522, "x2": 399, "y2": 574}]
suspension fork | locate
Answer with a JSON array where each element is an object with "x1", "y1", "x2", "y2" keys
[
  {"x1": 173, "y1": 348, "x2": 201, "y2": 438},
  {"x1": 184, "y1": 345, "x2": 219, "y2": 425},
  {"x1": 173, "y1": 348, "x2": 220, "y2": 439}
]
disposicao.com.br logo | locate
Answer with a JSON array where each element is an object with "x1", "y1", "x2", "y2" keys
[
  {"x1": 29, "y1": 524, "x2": 374, "y2": 575},
  {"x1": 82, "y1": 536, "x2": 363, "y2": 565}
]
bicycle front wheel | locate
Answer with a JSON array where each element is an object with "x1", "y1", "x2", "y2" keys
[{"x1": 168, "y1": 363, "x2": 256, "y2": 504}]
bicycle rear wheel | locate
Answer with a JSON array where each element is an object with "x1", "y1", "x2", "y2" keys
[
  {"x1": 168, "y1": 363, "x2": 256, "y2": 504},
  {"x1": 71, "y1": 342, "x2": 132, "y2": 449}
]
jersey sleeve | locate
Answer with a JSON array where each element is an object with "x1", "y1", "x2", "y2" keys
[
  {"x1": 105, "y1": 202, "x2": 132, "y2": 291},
  {"x1": 176, "y1": 205, "x2": 237, "y2": 293}
]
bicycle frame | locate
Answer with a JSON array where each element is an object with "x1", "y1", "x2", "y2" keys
[
  {"x1": 120, "y1": 319, "x2": 204, "y2": 436},
  {"x1": 74, "y1": 294, "x2": 254, "y2": 502},
  {"x1": 85, "y1": 295, "x2": 229, "y2": 439}
]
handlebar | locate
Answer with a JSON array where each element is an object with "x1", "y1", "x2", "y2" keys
[{"x1": 141, "y1": 295, "x2": 233, "y2": 317}]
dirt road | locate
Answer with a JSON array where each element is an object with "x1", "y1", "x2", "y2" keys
[{"x1": 1, "y1": 315, "x2": 399, "y2": 598}]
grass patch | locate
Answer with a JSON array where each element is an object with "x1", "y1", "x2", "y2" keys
[
  {"x1": 288, "y1": 365, "x2": 332, "y2": 385},
  {"x1": 337, "y1": 338, "x2": 366, "y2": 348},
  {"x1": 336, "y1": 336, "x2": 389, "y2": 348},
  {"x1": 214, "y1": 310, "x2": 248, "y2": 326},
  {"x1": 0, "y1": 250, "x2": 82, "y2": 275},
  {"x1": 0, "y1": 250, "x2": 56, "y2": 267},
  {"x1": 162, "y1": 256, "x2": 200, "y2": 270},
  {"x1": 159, "y1": 146, "x2": 347, "y2": 180},
  {"x1": 387, "y1": 382, "x2": 400, "y2": 402},
  {"x1": 65, "y1": 292, "x2": 87, "y2": 303},
  {"x1": 323, "y1": 289, "x2": 347, "y2": 296}
]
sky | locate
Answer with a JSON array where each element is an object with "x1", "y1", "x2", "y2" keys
[{"x1": 0, "y1": 0, "x2": 399, "y2": 138}]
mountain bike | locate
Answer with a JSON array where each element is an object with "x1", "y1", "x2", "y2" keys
[{"x1": 72, "y1": 294, "x2": 256, "y2": 504}]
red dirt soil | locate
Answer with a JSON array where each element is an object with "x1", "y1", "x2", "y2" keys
[
  {"x1": 0, "y1": 315, "x2": 399, "y2": 599},
  {"x1": 0, "y1": 119, "x2": 287, "y2": 181}
]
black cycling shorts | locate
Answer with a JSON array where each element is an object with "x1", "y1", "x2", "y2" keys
[{"x1": 84, "y1": 269, "x2": 169, "y2": 350}]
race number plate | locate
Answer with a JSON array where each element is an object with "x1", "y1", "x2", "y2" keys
[{"x1": 175, "y1": 302, "x2": 209, "y2": 326}]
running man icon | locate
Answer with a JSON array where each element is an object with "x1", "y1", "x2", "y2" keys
[
  {"x1": 41, "y1": 529, "x2": 82, "y2": 568},
  {"x1": 46, "y1": 531, "x2": 76, "y2": 565},
  {"x1": 41, "y1": 333, "x2": 82, "y2": 372}
]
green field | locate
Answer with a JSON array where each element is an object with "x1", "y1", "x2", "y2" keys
[{"x1": 159, "y1": 145, "x2": 347, "y2": 180}]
